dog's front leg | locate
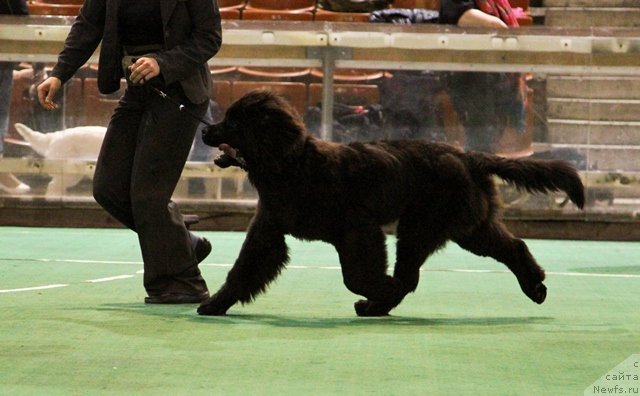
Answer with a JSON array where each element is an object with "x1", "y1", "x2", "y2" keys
[
  {"x1": 198, "y1": 208, "x2": 288, "y2": 315},
  {"x1": 335, "y1": 225, "x2": 403, "y2": 317}
]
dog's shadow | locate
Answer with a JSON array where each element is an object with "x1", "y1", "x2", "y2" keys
[
  {"x1": 94, "y1": 303, "x2": 552, "y2": 329},
  {"x1": 194, "y1": 313, "x2": 553, "y2": 329}
]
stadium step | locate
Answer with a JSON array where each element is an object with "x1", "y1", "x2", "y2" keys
[
  {"x1": 540, "y1": 2, "x2": 640, "y2": 175},
  {"x1": 543, "y1": 0, "x2": 640, "y2": 27}
]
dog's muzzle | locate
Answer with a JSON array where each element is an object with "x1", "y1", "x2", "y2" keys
[{"x1": 201, "y1": 124, "x2": 222, "y2": 147}]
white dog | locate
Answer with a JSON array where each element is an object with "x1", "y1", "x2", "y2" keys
[{"x1": 14, "y1": 123, "x2": 106, "y2": 195}]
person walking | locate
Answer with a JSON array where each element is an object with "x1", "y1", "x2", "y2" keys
[{"x1": 37, "y1": 0, "x2": 222, "y2": 304}]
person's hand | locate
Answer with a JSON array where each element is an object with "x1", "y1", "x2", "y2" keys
[
  {"x1": 37, "y1": 76, "x2": 62, "y2": 110},
  {"x1": 128, "y1": 56, "x2": 160, "y2": 85},
  {"x1": 458, "y1": 9, "x2": 508, "y2": 29}
]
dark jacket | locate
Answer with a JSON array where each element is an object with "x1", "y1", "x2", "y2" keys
[
  {"x1": 438, "y1": 0, "x2": 474, "y2": 25},
  {"x1": 51, "y1": 0, "x2": 222, "y2": 104},
  {"x1": 0, "y1": 0, "x2": 29, "y2": 15}
]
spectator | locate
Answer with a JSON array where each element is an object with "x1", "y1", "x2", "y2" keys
[
  {"x1": 439, "y1": 0, "x2": 527, "y2": 153},
  {"x1": 0, "y1": 0, "x2": 31, "y2": 194}
]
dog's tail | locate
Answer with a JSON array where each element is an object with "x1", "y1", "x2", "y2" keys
[
  {"x1": 467, "y1": 151, "x2": 585, "y2": 209},
  {"x1": 13, "y1": 123, "x2": 54, "y2": 156}
]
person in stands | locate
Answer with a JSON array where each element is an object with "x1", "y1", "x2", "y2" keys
[
  {"x1": 0, "y1": 0, "x2": 31, "y2": 195},
  {"x1": 439, "y1": 0, "x2": 527, "y2": 153}
]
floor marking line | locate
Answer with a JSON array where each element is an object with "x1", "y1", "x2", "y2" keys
[
  {"x1": 39, "y1": 259, "x2": 143, "y2": 265},
  {"x1": 0, "y1": 284, "x2": 69, "y2": 293},
  {"x1": 85, "y1": 275, "x2": 135, "y2": 283},
  {"x1": 547, "y1": 271, "x2": 640, "y2": 279},
  {"x1": 202, "y1": 264, "x2": 640, "y2": 279},
  {"x1": 1, "y1": 263, "x2": 638, "y2": 296},
  {"x1": 0, "y1": 258, "x2": 142, "y2": 265},
  {"x1": 430, "y1": 268, "x2": 640, "y2": 279}
]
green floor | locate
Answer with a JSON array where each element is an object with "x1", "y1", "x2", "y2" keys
[{"x1": 1, "y1": 227, "x2": 638, "y2": 395}]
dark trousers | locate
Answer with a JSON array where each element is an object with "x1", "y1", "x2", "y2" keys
[
  {"x1": 93, "y1": 82, "x2": 209, "y2": 296},
  {"x1": 445, "y1": 72, "x2": 506, "y2": 153}
]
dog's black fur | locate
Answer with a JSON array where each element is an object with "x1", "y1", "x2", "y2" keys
[{"x1": 199, "y1": 90, "x2": 585, "y2": 317}]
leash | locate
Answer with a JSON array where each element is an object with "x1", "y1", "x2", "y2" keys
[
  {"x1": 149, "y1": 85, "x2": 248, "y2": 169},
  {"x1": 148, "y1": 85, "x2": 213, "y2": 127}
]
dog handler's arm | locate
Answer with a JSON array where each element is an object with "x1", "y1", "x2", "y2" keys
[
  {"x1": 153, "y1": 0, "x2": 221, "y2": 86},
  {"x1": 37, "y1": 0, "x2": 105, "y2": 110},
  {"x1": 37, "y1": 77, "x2": 62, "y2": 110}
]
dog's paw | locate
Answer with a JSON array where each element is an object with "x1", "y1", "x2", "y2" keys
[
  {"x1": 354, "y1": 300, "x2": 391, "y2": 317},
  {"x1": 197, "y1": 297, "x2": 229, "y2": 316},
  {"x1": 523, "y1": 282, "x2": 547, "y2": 304}
]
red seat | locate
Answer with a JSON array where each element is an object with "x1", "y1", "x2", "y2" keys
[
  {"x1": 219, "y1": 0, "x2": 246, "y2": 10},
  {"x1": 27, "y1": 2, "x2": 81, "y2": 16},
  {"x1": 241, "y1": 0, "x2": 315, "y2": 20},
  {"x1": 314, "y1": 0, "x2": 390, "y2": 22},
  {"x1": 231, "y1": 81, "x2": 308, "y2": 115},
  {"x1": 314, "y1": 9, "x2": 371, "y2": 22},
  {"x1": 38, "y1": 0, "x2": 83, "y2": 4},
  {"x1": 219, "y1": 0, "x2": 245, "y2": 19},
  {"x1": 308, "y1": 83, "x2": 381, "y2": 107},
  {"x1": 237, "y1": 67, "x2": 311, "y2": 83},
  {"x1": 81, "y1": 78, "x2": 126, "y2": 126},
  {"x1": 211, "y1": 80, "x2": 233, "y2": 111},
  {"x1": 220, "y1": 8, "x2": 242, "y2": 19},
  {"x1": 495, "y1": 83, "x2": 534, "y2": 157},
  {"x1": 6, "y1": 67, "x2": 36, "y2": 143},
  {"x1": 61, "y1": 78, "x2": 84, "y2": 128},
  {"x1": 210, "y1": 65, "x2": 238, "y2": 81},
  {"x1": 310, "y1": 68, "x2": 389, "y2": 83}
]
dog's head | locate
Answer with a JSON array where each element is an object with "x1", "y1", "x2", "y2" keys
[{"x1": 202, "y1": 89, "x2": 307, "y2": 172}]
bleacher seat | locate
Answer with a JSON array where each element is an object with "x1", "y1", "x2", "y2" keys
[
  {"x1": 308, "y1": 83, "x2": 380, "y2": 107},
  {"x1": 314, "y1": 8, "x2": 371, "y2": 22},
  {"x1": 237, "y1": 67, "x2": 311, "y2": 83},
  {"x1": 61, "y1": 78, "x2": 84, "y2": 128},
  {"x1": 231, "y1": 81, "x2": 308, "y2": 115},
  {"x1": 241, "y1": 0, "x2": 316, "y2": 21},
  {"x1": 38, "y1": 0, "x2": 83, "y2": 4},
  {"x1": 6, "y1": 67, "x2": 35, "y2": 144},
  {"x1": 27, "y1": 1, "x2": 81, "y2": 16},
  {"x1": 81, "y1": 78, "x2": 125, "y2": 127},
  {"x1": 210, "y1": 65, "x2": 238, "y2": 81},
  {"x1": 211, "y1": 80, "x2": 233, "y2": 111},
  {"x1": 310, "y1": 68, "x2": 389, "y2": 83},
  {"x1": 219, "y1": 0, "x2": 245, "y2": 19}
]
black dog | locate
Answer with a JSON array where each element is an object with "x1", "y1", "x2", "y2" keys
[{"x1": 199, "y1": 90, "x2": 585, "y2": 317}]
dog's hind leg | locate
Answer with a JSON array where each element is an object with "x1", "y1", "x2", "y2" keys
[
  {"x1": 354, "y1": 217, "x2": 448, "y2": 316},
  {"x1": 335, "y1": 225, "x2": 403, "y2": 317},
  {"x1": 394, "y1": 218, "x2": 449, "y2": 297},
  {"x1": 453, "y1": 221, "x2": 547, "y2": 304},
  {"x1": 198, "y1": 211, "x2": 288, "y2": 315}
]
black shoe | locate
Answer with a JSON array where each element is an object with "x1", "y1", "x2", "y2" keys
[
  {"x1": 195, "y1": 237, "x2": 212, "y2": 264},
  {"x1": 145, "y1": 291, "x2": 210, "y2": 304}
]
